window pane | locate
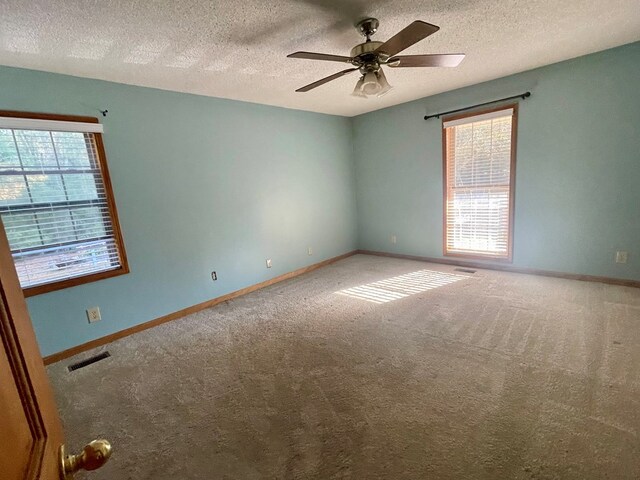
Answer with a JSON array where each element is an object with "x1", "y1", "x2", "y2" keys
[
  {"x1": 52, "y1": 132, "x2": 92, "y2": 168},
  {"x1": 449, "y1": 189, "x2": 509, "y2": 254},
  {"x1": 71, "y1": 207, "x2": 107, "y2": 240},
  {"x1": 63, "y1": 174, "x2": 98, "y2": 201},
  {"x1": 0, "y1": 175, "x2": 29, "y2": 205},
  {"x1": 453, "y1": 118, "x2": 512, "y2": 188},
  {"x1": 25, "y1": 174, "x2": 66, "y2": 203},
  {"x1": 14, "y1": 130, "x2": 57, "y2": 169},
  {"x1": 36, "y1": 210, "x2": 77, "y2": 245}
]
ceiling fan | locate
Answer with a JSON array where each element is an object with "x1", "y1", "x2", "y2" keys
[{"x1": 287, "y1": 18, "x2": 464, "y2": 97}]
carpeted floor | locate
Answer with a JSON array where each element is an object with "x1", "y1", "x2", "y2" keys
[{"x1": 46, "y1": 254, "x2": 640, "y2": 479}]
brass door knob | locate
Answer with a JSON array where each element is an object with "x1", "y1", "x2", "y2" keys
[{"x1": 60, "y1": 440, "x2": 112, "y2": 479}]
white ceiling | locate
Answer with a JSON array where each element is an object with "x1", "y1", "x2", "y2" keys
[{"x1": 0, "y1": 0, "x2": 638, "y2": 117}]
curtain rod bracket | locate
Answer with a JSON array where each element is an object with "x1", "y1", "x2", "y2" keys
[{"x1": 424, "y1": 91, "x2": 531, "y2": 121}]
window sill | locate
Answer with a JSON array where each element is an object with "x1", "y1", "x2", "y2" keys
[{"x1": 22, "y1": 265, "x2": 130, "y2": 297}]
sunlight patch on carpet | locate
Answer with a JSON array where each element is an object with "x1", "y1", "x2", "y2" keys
[{"x1": 335, "y1": 269, "x2": 468, "y2": 304}]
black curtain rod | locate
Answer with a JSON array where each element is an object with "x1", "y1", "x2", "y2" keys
[{"x1": 424, "y1": 91, "x2": 531, "y2": 120}]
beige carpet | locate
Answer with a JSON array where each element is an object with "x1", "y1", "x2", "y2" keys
[{"x1": 46, "y1": 254, "x2": 640, "y2": 479}]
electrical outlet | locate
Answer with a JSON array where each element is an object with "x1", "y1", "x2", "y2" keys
[
  {"x1": 266, "y1": 259, "x2": 272, "y2": 268},
  {"x1": 390, "y1": 235, "x2": 397, "y2": 244},
  {"x1": 615, "y1": 251, "x2": 628, "y2": 264},
  {"x1": 211, "y1": 271, "x2": 217, "y2": 281},
  {"x1": 86, "y1": 307, "x2": 101, "y2": 323},
  {"x1": 308, "y1": 247, "x2": 313, "y2": 256}
]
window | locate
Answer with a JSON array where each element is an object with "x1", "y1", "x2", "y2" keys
[
  {"x1": 442, "y1": 105, "x2": 517, "y2": 260},
  {"x1": 0, "y1": 111, "x2": 128, "y2": 296}
]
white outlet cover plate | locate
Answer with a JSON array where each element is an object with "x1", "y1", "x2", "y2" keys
[
  {"x1": 616, "y1": 251, "x2": 628, "y2": 264},
  {"x1": 266, "y1": 259, "x2": 272, "y2": 268},
  {"x1": 86, "y1": 307, "x2": 101, "y2": 323}
]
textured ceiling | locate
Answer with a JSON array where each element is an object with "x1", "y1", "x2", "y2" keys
[{"x1": 0, "y1": 0, "x2": 638, "y2": 117}]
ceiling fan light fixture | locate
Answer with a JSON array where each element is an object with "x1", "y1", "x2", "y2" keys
[
  {"x1": 362, "y1": 71, "x2": 381, "y2": 95},
  {"x1": 351, "y1": 76, "x2": 367, "y2": 97},
  {"x1": 351, "y1": 69, "x2": 393, "y2": 98}
]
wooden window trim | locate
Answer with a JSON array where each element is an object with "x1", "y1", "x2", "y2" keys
[
  {"x1": 441, "y1": 103, "x2": 518, "y2": 263},
  {"x1": 0, "y1": 110, "x2": 129, "y2": 297}
]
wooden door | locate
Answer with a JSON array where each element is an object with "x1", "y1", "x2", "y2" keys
[{"x1": 0, "y1": 218, "x2": 110, "y2": 479}]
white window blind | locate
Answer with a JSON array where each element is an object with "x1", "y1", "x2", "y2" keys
[
  {"x1": 443, "y1": 108, "x2": 515, "y2": 259},
  {"x1": 0, "y1": 119, "x2": 124, "y2": 289}
]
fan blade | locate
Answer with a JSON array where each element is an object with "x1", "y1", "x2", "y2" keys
[
  {"x1": 295, "y1": 68, "x2": 359, "y2": 92},
  {"x1": 288, "y1": 51, "x2": 353, "y2": 63},
  {"x1": 376, "y1": 21, "x2": 440, "y2": 57},
  {"x1": 387, "y1": 54, "x2": 465, "y2": 68}
]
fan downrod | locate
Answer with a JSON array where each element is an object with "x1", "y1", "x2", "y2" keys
[{"x1": 356, "y1": 18, "x2": 379, "y2": 41}]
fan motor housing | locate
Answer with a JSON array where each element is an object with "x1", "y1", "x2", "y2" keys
[
  {"x1": 350, "y1": 41, "x2": 382, "y2": 57},
  {"x1": 350, "y1": 41, "x2": 389, "y2": 71}
]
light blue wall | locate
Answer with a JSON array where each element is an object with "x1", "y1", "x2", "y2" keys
[
  {"x1": 354, "y1": 42, "x2": 640, "y2": 281},
  {"x1": 0, "y1": 66, "x2": 357, "y2": 356}
]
